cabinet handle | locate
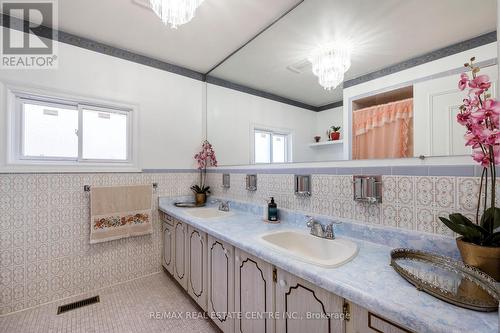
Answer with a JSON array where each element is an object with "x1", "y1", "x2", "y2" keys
[{"x1": 279, "y1": 279, "x2": 287, "y2": 288}]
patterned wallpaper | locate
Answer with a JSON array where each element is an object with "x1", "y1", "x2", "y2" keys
[
  {"x1": 0, "y1": 172, "x2": 197, "y2": 315},
  {"x1": 207, "y1": 173, "x2": 492, "y2": 238},
  {"x1": 0, "y1": 170, "x2": 490, "y2": 316}
]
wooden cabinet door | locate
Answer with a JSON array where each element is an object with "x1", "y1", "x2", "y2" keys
[
  {"x1": 173, "y1": 219, "x2": 188, "y2": 290},
  {"x1": 346, "y1": 302, "x2": 412, "y2": 333},
  {"x1": 275, "y1": 269, "x2": 345, "y2": 333},
  {"x1": 162, "y1": 221, "x2": 174, "y2": 275},
  {"x1": 207, "y1": 234, "x2": 234, "y2": 333},
  {"x1": 235, "y1": 248, "x2": 274, "y2": 333},
  {"x1": 187, "y1": 225, "x2": 207, "y2": 311}
]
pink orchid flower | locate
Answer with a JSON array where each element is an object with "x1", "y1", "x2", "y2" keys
[
  {"x1": 464, "y1": 131, "x2": 482, "y2": 148},
  {"x1": 458, "y1": 73, "x2": 469, "y2": 91},
  {"x1": 472, "y1": 150, "x2": 491, "y2": 168},
  {"x1": 463, "y1": 95, "x2": 479, "y2": 109},
  {"x1": 469, "y1": 74, "x2": 491, "y2": 90},
  {"x1": 469, "y1": 87, "x2": 486, "y2": 96},
  {"x1": 470, "y1": 98, "x2": 500, "y2": 125},
  {"x1": 455, "y1": 62, "x2": 500, "y2": 226},
  {"x1": 456, "y1": 111, "x2": 471, "y2": 126},
  {"x1": 194, "y1": 140, "x2": 217, "y2": 170},
  {"x1": 480, "y1": 129, "x2": 500, "y2": 145}
]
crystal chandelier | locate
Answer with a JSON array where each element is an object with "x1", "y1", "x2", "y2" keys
[
  {"x1": 149, "y1": 0, "x2": 205, "y2": 29},
  {"x1": 308, "y1": 42, "x2": 351, "y2": 91}
]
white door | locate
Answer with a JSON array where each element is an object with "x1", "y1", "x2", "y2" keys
[
  {"x1": 174, "y1": 219, "x2": 188, "y2": 290},
  {"x1": 187, "y1": 225, "x2": 207, "y2": 311},
  {"x1": 235, "y1": 248, "x2": 274, "y2": 333},
  {"x1": 207, "y1": 235, "x2": 234, "y2": 333},
  {"x1": 414, "y1": 65, "x2": 497, "y2": 157},
  {"x1": 275, "y1": 269, "x2": 345, "y2": 333},
  {"x1": 162, "y1": 221, "x2": 174, "y2": 275}
]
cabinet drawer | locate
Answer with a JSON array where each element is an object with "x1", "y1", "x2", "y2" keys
[
  {"x1": 160, "y1": 211, "x2": 174, "y2": 225},
  {"x1": 368, "y1": 312, "x2": 411, "y2": 333},
  {"x1": 347, "y1": 302, "x2": 413, "y2": 333}
]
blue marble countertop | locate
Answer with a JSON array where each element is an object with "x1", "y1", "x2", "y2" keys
[{"x1": 158, "y1": 197, "x2": 499, "y2": 333}]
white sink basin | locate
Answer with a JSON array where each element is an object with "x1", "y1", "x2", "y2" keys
[
  {"x1": 184, "y1": 208, "x2": 234, "y2": 219},
  {"x1": 260, "y1": 230, "x2": 358, "y2": 268}
]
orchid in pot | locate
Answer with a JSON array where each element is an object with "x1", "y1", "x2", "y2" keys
[
  {"x1": 439, "y1": 57, "x2": 500, "y2": 280},
  {"x1": 192, "y1": 140, "x2": 217, "y2": 205}
]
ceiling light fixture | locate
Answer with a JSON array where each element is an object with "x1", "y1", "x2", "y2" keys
[
  {"x1": 308, "y1": 41, "x2": 352, "y2": 91},
  {"x1": 149, "y1": 0, "x2": 205, "y2": 29}
]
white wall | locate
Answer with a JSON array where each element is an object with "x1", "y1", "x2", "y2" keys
[
  {"x1": 342, "y1": 42, "x2": 498, "y2": 160},
  {"x1": 315, "y1": 106, "x2": 343, "y2": 138},
  {"x1": 0, "y1": 28, "x2": 204, "y2": 172},
  {"x1": 207, "y1": 84, "x2": 319, "y2": 165}
]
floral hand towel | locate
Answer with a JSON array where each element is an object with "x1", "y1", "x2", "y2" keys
[{"x1": 90, "y1": 185, "x2": 152, "y2": 244}]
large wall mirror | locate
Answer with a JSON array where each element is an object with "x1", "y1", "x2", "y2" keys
[{"x1": 206, "y1": 0, "x2": 498, "y2": 166}]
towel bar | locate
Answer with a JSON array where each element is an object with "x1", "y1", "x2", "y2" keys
[{"x1": 83, "y1": 183, "x2": 158, "y2": 192}]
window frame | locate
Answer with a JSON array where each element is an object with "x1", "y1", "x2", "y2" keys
[
  {"x1": 6, "y1": 86, "x2": 138, "y2": 171},
  {"x1": 251, "y1": 126, "x2": 292, "y2": 164},
  {"x1": 18, "y1": 97, "x2": 80, "y2": 161}
]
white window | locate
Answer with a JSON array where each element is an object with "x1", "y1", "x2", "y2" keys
[
  {"x1": 8, "y1": 89, "x2": 136, "y2": 169},
  {"x1": 253, "y1": 129, "x2": 290, "y2": 164}
]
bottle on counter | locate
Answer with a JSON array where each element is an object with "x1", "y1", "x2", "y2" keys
[{"x1": 268, "y1": 197, "x2": 278, "y2": 222}]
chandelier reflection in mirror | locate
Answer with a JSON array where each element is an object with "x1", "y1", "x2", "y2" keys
[
  {"x1": 308, "y1": 41, "x2": 352, "y2": 91},
  {"x1": 149, "y1": 0, "x2": 205, "y2": 29}
]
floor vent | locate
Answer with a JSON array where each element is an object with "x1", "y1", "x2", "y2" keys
[{"x1": 57, "y1": 296, "x2": 100, "y2": 314}]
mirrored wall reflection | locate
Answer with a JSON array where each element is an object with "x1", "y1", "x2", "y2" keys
[{"x1": 206, "y1": 0, "x2": 498, "y2": 166}]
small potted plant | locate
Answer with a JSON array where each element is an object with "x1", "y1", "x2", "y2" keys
[
  {"x1": 192, "y1": 140, "x2": 217, "y2": 205},
  {"x1": 328, "y1": 126, "x2": 341, "y2": 140},
  {"x1": 439, "y1": 57, "x2": 500, "y2": 280}
]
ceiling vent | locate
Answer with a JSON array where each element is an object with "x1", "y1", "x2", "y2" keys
[{"x1": 286, "y1": 59, "x2": 310, "y2": 74}]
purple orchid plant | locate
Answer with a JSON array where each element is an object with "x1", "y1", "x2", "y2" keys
[
  {"x1": 439, "y1": 57, "x2": 500, "y2": 247},
  {"x1": 191, "y1": 140, "x2": 217, "y2": 195}
]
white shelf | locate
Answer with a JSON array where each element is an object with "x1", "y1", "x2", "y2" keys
[{"x1": 309, "y1": 140, "x2": 343, "y2": 147}]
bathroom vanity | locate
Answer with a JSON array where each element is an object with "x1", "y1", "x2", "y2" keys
[{"x1": 158, "y1": 199, "x2": 498, "y2": 333}]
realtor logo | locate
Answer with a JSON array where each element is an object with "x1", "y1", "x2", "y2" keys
[{"x1": 1, "y1": 0, "x2": 58, "y2": 69}]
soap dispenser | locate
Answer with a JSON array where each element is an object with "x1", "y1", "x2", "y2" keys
[{"x1": 268, "y1": 197, "x2": 278, "y2": 222}]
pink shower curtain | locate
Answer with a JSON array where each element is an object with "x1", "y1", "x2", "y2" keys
[{"x1": 352, "y1": 98, "x2": 413, "y2": 160}]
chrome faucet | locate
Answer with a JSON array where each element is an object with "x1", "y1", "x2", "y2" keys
[
  {"x1": 305, "y1": 216, "x2": 339, "y2": 240},
  {"x1": 218, "y1": 201, "x2": 230, "y2": 212},
  {"x1": 211, "y1": 199, "x2": 230, "y2": 212}
]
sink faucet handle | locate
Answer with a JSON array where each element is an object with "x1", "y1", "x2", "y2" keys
[
  {"x1": 305, "y1": 215, "x2": 315, "y2": 227},
  {"x1": 324, "y1": 222, "x2": 337, "y2": 239},
  {"x1": 218, "y1": 200, "x2": 230, "y2": 212}
]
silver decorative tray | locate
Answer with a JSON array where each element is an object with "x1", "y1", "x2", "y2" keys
[
  {"x1": 174, "y1": 202, "x2": 206, "y2": 208},
  {"x1": 390, "y1": 248, "x2": 500, "y2": 312}
]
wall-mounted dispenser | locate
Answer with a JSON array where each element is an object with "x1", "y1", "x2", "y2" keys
[
  {"x1": 294, "y1": 175, "x2": 311, "y2": 196},
  {"x1": 222, "y1": 174, "x2": 230, "y2": 188},
  {"x1": 353, "y1": 175, "x2": 382, "y2": 203},
  {"x1": 246, "y1": 174, "x2": 257, "y2": 191}
]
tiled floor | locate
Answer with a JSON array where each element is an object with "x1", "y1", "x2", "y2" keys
[{"x1": 0, "y1": 272, "x2": 218, "y2": 333}]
